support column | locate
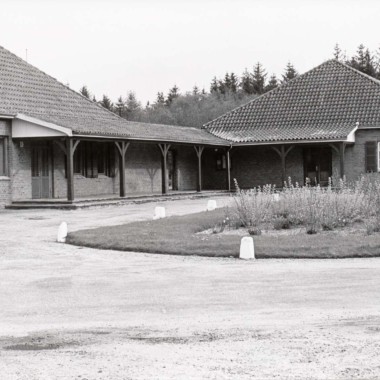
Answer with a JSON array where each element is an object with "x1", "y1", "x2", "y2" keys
[
  {"x1": 339, "y1": 142, "x2": 346, "y2": 179},
  {"x1": 271, "y1": 144, "x2": 294, "y2": 186},
  {"x1": 226, "y1": 147, "x2": 232, "y2": 191},
  {"x1": 158, "y1": 143, "x2": 171, "y2": 194},
  {"x1": 66, "y1": 138, "x2": 74, "y2": 201},
  {"x1": 329, "y1": 142, "x2": 346, "y2": 179},
  {"x1": 115, "y1": 141, "x2": 130, "y2": 197},
  {"x1": 194, "y1": 145, "x2": 204, "y2": 192}
]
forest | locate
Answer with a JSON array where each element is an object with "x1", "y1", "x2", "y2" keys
[{"x1": 79, "y1": 44, "x2": 380, "y2": 128}]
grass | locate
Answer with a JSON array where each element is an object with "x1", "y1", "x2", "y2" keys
[{"x1": 67, "y1": 208, "x2": 380, "y2": 259}]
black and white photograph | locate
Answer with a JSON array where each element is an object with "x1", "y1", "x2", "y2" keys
[{"x1": 1, "y1": 0, "x2": 380, "y2": 378}]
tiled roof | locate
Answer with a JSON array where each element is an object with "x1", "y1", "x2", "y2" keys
[
  {"x1": 0, "y1": 46, "x2": 226, "y2": 146},
  {"x1": 204, "y1": 60, "x2": 380, "y2": 143}
]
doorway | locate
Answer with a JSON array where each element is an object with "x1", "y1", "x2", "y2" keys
[
  {"x1": 31, "y1": 143, "x2": 51, "y2": 199},
  {"x1": 167, "y1": 150, "x2": 178, "y2": 191},
  {"x1": 303, "y1": 147, "x2": 332, "y2": 186}
]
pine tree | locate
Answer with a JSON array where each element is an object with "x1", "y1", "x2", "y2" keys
[
  {"x1": 265, "y1": 74, "x2": 278, "y2": 92},
  {"x1": 282, "y1": 62, "x2": 298, "y2": 83},
  {"x1": 79, "y1": 85, "x2": 91, "y2": 98},
  {"x1": 210, "y1": 77, "x2": 219, "y2": 93},
  {"x1": 192, "y1": 85, "x2": 200, "y2": 95},
  {"x1": 154, "y1": 92, "x2": 166, "y2": 108},
  {"x1": 230, "y1": 73, "x2": 238, "y2": 93},
  {"x1": 224, "y1": 73, "x2": 232, "y2": 92},
  {"x1": 363, "y1": 49, "x2": 377, "y2": 77},
  {"x1": 251, "y1": 62, "x2": 267, "y2": 95},
  {"x1": 92, "y1": 95, "x2": 97, "y2": 102},
  {"x1": 115, "y1": 96, "x2": 125, "y2": 117},
  {"x1": 240, "y1": 68, "x2": 254, "y2": 95},
  {"x1": 100, "y1": 95, "x2": 113, "y2": 111},
  {"x1": 125, "y1": 92, "x2": 142, "y2": 120},
  {"x1": 333, "y1": 44, "x2": 342, "y2": 61},
  {"x1": 166, "y1": 85, "x2": 180, "y2": 106}
]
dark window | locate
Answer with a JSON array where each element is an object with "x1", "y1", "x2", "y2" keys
[
  {"x1": 73, "y1": 142, "x2": 115, "y2": 178},
  {"x1": 216, "y1": 153, "x2": 227, "y2": 170},
  {"x1": 0, "y1": 137, "x2": 8, "y2": 176},
  {"x1": 365, "y1": 141, "x2": 378, "y2": 173}
]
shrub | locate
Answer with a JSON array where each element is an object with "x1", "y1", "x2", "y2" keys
[
  {"x1": 232, "y1": 176, "x2": 380, "y2": 235},
  {"x1": 248, "y1": 227, "x2": 262, "y2": 236},
  {"x1": 273, "y1": 217, "x2": 290, "y2": 230}
]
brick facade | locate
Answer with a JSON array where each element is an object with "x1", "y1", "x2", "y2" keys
[{"x1": 3, "y1": 124, "x2": 380, "y2": 207}]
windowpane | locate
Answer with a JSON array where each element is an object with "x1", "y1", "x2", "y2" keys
[
  {"x1": 0, "y1": 139, "x2": 4, "y2": 176},
  {"x1": 365, "y1": 141, "x2": 377, "y2": 172}
]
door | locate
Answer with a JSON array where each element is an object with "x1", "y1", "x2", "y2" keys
[
  {"x1": 167, "y1": 150, "x2": 178, "y2": 191},
  {"x1": 303, "y1": 147, "x2": 332, "y2": 186},
  {"x1": 32, "y1": 144, "x2": 51, "y2": 199}
]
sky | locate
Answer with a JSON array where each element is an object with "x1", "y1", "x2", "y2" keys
[{"x1": 1, "y1": 0, "x2": 380, "y2": 104}]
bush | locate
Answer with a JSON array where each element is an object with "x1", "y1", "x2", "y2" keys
[
  {"x1": 273, "y1": 217, "x2": 290, "y2": 230},
  {"x1": 232, "y1": 176, "x2": 380, "y2": 235}
]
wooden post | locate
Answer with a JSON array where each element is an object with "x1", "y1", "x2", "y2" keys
[
  {"x1": 226, "y1": 147, "x2": 232, "y2": 191},
  {"x1": 271, "y1": 144, "x2": 294, "y2": 187},
  {"x1": 158, "y1": 143, "x2": 171, "y2": 194},
  {"x1": 339, "y1": 142, "x2": 346, "y2": 179},
  {"x1": 66, "y1": 138, "x2": 74, "y2": 202},
  {"x1": 328, "y1": 142, "x2": 346, "y2": 179},
  {"x1": 115, "y1": 141, "x2": 130, "y2": 197},
  {"x1": 194, "y1": 145, "x2": 204, "y2": 192}
]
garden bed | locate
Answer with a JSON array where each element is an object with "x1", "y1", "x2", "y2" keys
[{"x1": 66, "y1": 207, "x2": 380, "y2": 258}]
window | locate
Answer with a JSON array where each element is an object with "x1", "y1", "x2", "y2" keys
[
  {"x1": 73, "y1": 142, "x2": 115, "y2": 178},
  {"x1": 365, "y1": 141, "x2": 378, "y2": 172},
  {"x1": 216, "y1": 153, "x2": 227, "y2": 170},
  {"x1": 0, "y1": 137, "x2": 8, "y2": 176}
]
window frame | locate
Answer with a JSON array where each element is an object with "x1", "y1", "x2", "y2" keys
[
  {"x1": 72, "y1": 141, "x2": 115, "y2": 178},
  {"x1": 0, "y1": 137, "x2": 9, "y2": 177}
]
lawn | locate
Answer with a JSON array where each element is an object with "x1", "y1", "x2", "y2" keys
[{"x1": 67, "y1": 207, "x2": 380, "y2": 258}]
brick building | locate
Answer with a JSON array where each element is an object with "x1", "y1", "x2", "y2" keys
[{"x1": 1, "y1": 46, "x2": 380, "y2": 208}]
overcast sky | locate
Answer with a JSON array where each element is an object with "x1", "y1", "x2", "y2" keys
[{"x1": 1, "y1": 0, "x2": 380, "y2": 104}]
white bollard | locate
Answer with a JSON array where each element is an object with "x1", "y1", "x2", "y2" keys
[
  {"x1": 153, "y1": 206, "x2": 166, "y2": 220},
  {"x1": 239, "y1": 237, "x2": 255, "y2": 260},
  {"x1": 57, "y1": 222, "x2": 68, "y2": 243},
  {"x1": 207, "y1": 199, "x2": 217, "y2": 211}
]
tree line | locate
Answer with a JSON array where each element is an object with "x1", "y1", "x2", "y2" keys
[{"x1": 79, "y1": 44, "x2": 380, "y2": 128}]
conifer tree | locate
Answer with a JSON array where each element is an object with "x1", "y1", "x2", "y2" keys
[
  {"x1": 282, "y1": 62, "x2": 298, "y2": 83},
  {"x1": 154, "y1": 92, "x2": 166, "y2": 108},
  {"x1": 230, "y1": 73, "x2": 238, "y2": 93},
  {"x1": 240, "y1": 68, "x2": 254, "y2": 95},
  {"x1": 100, "y1": 95, "x2": 113, "y2": 111},
  {"x1": 125, "y1": 92, "x2": 142, "y2": 120},
  {"x1": 333, "y1": 44, "x2": 343, "y2": 61},
  {"x1": 166, "y1": 85, "x2": 180, "y2": 105},
  {"x1": 79, "y1": 85, "x2": 91, "y2": 98},
  {"x1": 115, "y1": 96, "x2": 125, "y2": 117},
  {"x1": 251, "y1": 62, "x2": 267, "y2": 95},
  {"x1": 265, "y1": 74, "x2": 278, "y2": 92},
  {"x1": 210, "y1": 77, "x2": 219, "y2": 93}
]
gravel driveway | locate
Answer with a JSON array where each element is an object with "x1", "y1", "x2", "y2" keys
[{"x1": 1, "y1": 196, "x2": 380, "y2": 379}]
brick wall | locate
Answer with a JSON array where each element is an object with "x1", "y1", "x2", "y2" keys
[
  {"x1": 9, "y1": 140, "x2": 199, "y2": 201},
  {"x1": 202, "y1": 145, "x2": 304, "y2": 190},
  {"x1": 174, "y1": 145, "x2": 198, "y2": 191},
  {"x1": 344, "y1": 129, "x2": 380, "y2": 182}
]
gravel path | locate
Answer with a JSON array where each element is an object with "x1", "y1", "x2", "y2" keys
[{"x1": 1, "y1": 196, "x2": 380, "y2": 379}]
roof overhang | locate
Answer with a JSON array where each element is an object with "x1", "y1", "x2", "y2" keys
[
  {"x1": 12, "y1": 114, "x2": 72, "y2": 138},
  {"x1": 72, "y1": 133, "x2": 229, "y2": 147}
]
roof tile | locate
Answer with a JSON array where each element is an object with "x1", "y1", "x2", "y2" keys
[{"x1": 204, "y1": 60, "x2": 380, "y2": 143}]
